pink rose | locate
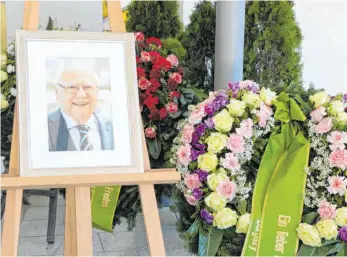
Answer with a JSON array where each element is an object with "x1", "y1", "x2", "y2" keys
[
  {"x1": 145, "y1": 127, "x2": 156, "y2": 138},
  {"x1": 135, "y1": 32, "x2": 145, "y2": 42},
  {"x1": 140, "y1": 51, "x2": 151, "y2": 62},
  {"x1": 329, "y1": 149, "x2": 347, "y2": 170},
  {"x1": 258, "y1": 102, "x2": 273, "y2": 128},
  {"x1": 315, "y1": 117, "x2": 333, "y2": 134},
  {"x1": 184, "y1": 173, "x2": 202, "y2": 190},
  {"x1": 181, "y1": 124, "x2": 195, "y2": 144},
  {"x1": 327, "y1": 176, "x2": 347, "y2": 196},
  {"x1": 166, "y1": 54, "x2": 179, "y2": 67},
  {"x1": 216, "y1": 180, "x2": 238, "y2": 200},
  {"x1": 170, "y1": 72, "x2": 182, "y2": 84},
  {"x1": 236, "y1": 118, "x2": 253, "y2": 139},
  {"x1": 227, "y1": 134, "x2": 245, "y2": 153},
  {"x1": 318, "y1": 200, "x2": 337, "y2": 219},
  {"x1": 328, "y1": 131, "x2": 346, "y2": 151},
  {"x1": 239, "y1": 80, "x2": 254, "y2": 89},
  {"x1": 177, "y1": 144, "x2": 191, "y2": 166},
  {"x1": 166, "y1": 102, "x2": 178, "y2": 113},
  {"x1": 310, "y1": 106, "x2": 327, "y2": 123},
  {"x1": 185, "y1": 195, "x2": 198, "y2": 206},
  {"x1": 188, "y1": 107, "x2": 205, "y2": 125},
  {"x1": 138, "y1": 77, "x2": 151, "y2": 90},
  {"x1": 221, "y1": 153, "x2": 240, "y2": 171}
]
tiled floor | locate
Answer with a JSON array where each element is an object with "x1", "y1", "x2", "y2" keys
[{"x1": 1, "y1": 194, "x2": 192, "y2": 256}]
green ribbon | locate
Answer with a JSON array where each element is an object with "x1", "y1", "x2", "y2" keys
[
  {"x1": 91, "y1": 186, "x2": 121, "y2": 232},
  {"x1": 242, "y1": 95, "x2": 309, "y2": 256}
]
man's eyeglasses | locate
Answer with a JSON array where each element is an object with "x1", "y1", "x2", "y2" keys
[{"x1": 57, "y1": 83, "x2": 97, "y2": 95}]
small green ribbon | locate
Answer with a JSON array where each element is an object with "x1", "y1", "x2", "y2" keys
[{"x1": 274, "y1": 92, "x2": 307, "y2": 123}]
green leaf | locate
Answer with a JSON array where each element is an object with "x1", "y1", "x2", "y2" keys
[
  {"x1": 146, "y1": 137, "x2": 161, "y2": 159},
  {"x1": 169, "y1": 111, "x2": 182, "y2": 119},
  {"x1": 236, "y1": 200, "x2": 247, "y2": 215},
  {"x1": 327, "y1": 242, "x2": 343, "y2": 255},
  {"x1": 46, "y1": 16, "x2": 54, "y2": 30},
  {"x1": 198, "y1": 227, "x2": 224, "y2": 256},
  {"x1": 315, "y1": 245, "x2": 335, "y2": 256},
  {"x1": 297, "y1": 244, "x2": 316, "y2": 256},
  {"x1": 302, "y1": 212, "x2": 319, "y2": 224}
]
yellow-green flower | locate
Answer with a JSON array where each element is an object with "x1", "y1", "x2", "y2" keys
[
  {"x1": 205, "y1": 192, "x2": 227, "y2": 212},
  {"x1": 0, "y1": 93, "x2": 9, "y2": 109},
  {"x1": 335, "y1": 207, "x2": 347, "y2": 227},
  {"x1": 309, "y1": 91, "x2": 330, "y2": 108},
  {"x1": 206, "y1": 133, "x2": 228, "y2": 153},
  {"x1": 236, "y1": 213, "x2": 251, "y2": 234},
  {"x1": 227, "y1": 99, "x2": 246, "y2": 117},
  {"x1": 207, "y1": 173, "x2": 228, "y2": 191},
  {"x1": 296, "y1": 223, "x2": 322, "y2": 247},
  {"x1": 329, "y1": 100, "x2": 345, "y2": 115},
  {"x1": 1, "y1": 53, "x2": 7, "y2": 67},
  {"x1": 260, "y1": 87, "x2": 277, "y2": 106},
  {"x1": 213, "y1": 208, "x2": 238, "y2": 229},
  {"x1": 345, "y1": 191, "x2": 347, "y2": 203},
  {"x1": 337, "y1": 112, "x2": 347, "y2": 122},
  {"x1": 212, "y1": 109, "x2": 233, "y2": 132},
  {"x1": 198, "y1": 152, "x2": 218, "y2": 172},
  {"x1": 315, "y1": 219, "x2": 338, "y2": 240},
  {"x1": 242, "y1": 91, "x2": 260, "y2": 108},
  {"x1": 0, "y1": 70, "x2": 8, "y2": 83}
]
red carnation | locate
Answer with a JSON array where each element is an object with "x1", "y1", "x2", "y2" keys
[
  {"x1": 153, "y1": 56, "x2": 171, "y2": 71},
  {"x1": 135, "y1": 32, "x2": 145, "y2": 42},
  {"x1": 144, "y1": 94, "x2": 159, "y2": 109},
  {"x1": 159, "y1": 108, "x2": 167, "y2": 119},
  {"x1": 136, "y1": 57, "x2": 141, "y2": 64},
  {"x1": 146, "y1": 37, "x2": 163, "y2": 48},
  {"x1": 149, "y1": 51, "x2": 160, "y2": 62},
  {"x1": 169, "y1": 91, "x2": 181, "y2": 100},
  {"x1": 148, "y1": 108, "x2": 160, "y2": 121},
  {"x1": 141, "y1": 51, "x2": 151, "y2": 62},
  {"x1": 166, "y1": 102, "x2": 178, "y2": 113},
  {"x1": 137, "y1": 66, "x2": 146, "y2": 77},
  {"x1": 170, "y1": 72, "x2": 182, "y2": 84},
  {"x1": 167, "y1": 78, "x2": 178, "y2": 91},
  {"x1": 150, "y1": 69, "x2": 162, "y2": 79},
  {"x1": 145, "y1": 127, "x2": 156, "y2": 138},
  {"x1": 166, "y1": 54, "x2": 179, "y2": 67},
  {"x1": 138, "y1": 77, "x2": 151, "y2": 90}
]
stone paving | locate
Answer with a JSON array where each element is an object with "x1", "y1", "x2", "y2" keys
[{"x1": 1, "y1": 194, "x2": 192, "y2": 256}]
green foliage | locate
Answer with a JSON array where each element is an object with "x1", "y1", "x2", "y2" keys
[
  {"x1": 161, "y1": 38, "x2": 187, "y2": 60},
  {"x1": 181, "y1": 1, "x2": 216, "y2": 92},
  {"x1": 126, "y1": 1, "x2": 182, "y2": 39},
  {"x1": 243, "y1": 1, "x2": 304, "y2": 94}
]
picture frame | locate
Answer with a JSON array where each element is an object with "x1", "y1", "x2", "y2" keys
[{"x1": 16, "y1": 30, "x2": 144, "y2": 177}]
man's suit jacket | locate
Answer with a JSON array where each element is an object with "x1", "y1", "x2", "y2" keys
[{"x1": 48, "y1": 109, "x2": 114, "y2": 151}]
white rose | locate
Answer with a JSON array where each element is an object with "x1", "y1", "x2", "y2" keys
[
  {"x1": 260, "y1": 87, "x2": 277, "y2": 106},
  {"x1": 236, "y1": 213, "x2": 251, "y2": 234},
  {"x1": 10, "y1": 88, "x2": 17, "y2": 97},
  {"x1": 309, "y1": 91, "x2": 330, "y2": 108},
  {"x1": 207, "y1": 173, "x2": 228, "y2": 191},
  {"x1": 329, "y1": 100, "x2": 345, "y2": 115},
  {"x1": 227, "y1": 99, "x2": 246, "y2": 117},
  {"x1": 337, "y1": 112, "x2": 347, "y2": 122},
  {"x1": 315, "y1": 219, "x2": 338, "y2": 240},
  {"x1": 7, "y1": 64, "x2": 15, "y2": 74}
]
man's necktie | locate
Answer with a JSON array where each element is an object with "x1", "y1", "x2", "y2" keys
[{"x1": 78, "y1": 125, "x2": 94, "y2": 151}]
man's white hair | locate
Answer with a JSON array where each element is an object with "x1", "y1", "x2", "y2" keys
[{"x1": 55, "y1": 66, "x2": 100, "y2": 86}]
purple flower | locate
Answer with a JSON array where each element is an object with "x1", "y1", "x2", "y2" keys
[
  {"x1": 195, "y1": 169, "x2": 208, "y2": 182},
  {"x1": 228, "y1": 82, "x2": 240, "y2": 93},
  {"x1": 204, "y1": 117, "x2": 215, "y2": 129},
  {"x1": 248, "y1": 84, "x2": 259, "y2": 94},
  {"x1": 339, "y1": 227, "x2": 347, "y2": 242},
  {"x1": 192, "y1": 132, "x2": 199, "y2": 145},
  {"x1": 205, "y1": 104, "x2": 215, "y2": 117},
  {"x1": 195, "y1": 124, "x2": 206, "y2": 137},
  {"x1": 343, "y1": 93, "x2": 347, "y2": 102},
  {"x1": 212, "y1": 99, "x2": 221, "y2": 112},
  {"x1": 192, "y1": 188, "x2": 203, "y2": 200},
  {"x1": 194, "y1": 143, "x2": 206, "y2": 151},
  {"x1": 191, "y1": 148, "x2": 201, "y2": 161},
  {"x1": 215, "y1": 91, "x2": 228, "y2": 107},
  {"x1": 200, "y1": 209, "x2": 214, "y2": 224}
]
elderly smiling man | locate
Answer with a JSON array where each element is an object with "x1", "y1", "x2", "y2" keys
[{"x1": 48, "y1": 68, "x2": 114, "y2": 151}]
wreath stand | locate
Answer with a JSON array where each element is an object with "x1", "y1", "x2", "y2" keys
[{"x1": 0, "y1": 1, "x2": 180, "y2": 256}]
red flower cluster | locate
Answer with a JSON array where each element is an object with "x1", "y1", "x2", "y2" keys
[{"x1": 135, "y1": 32, "x2": 184, "y2": 133}]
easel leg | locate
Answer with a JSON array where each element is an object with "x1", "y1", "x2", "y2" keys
[
  {"x1": 1, "y1": 189, "x2": 23, "y2": 256},
  {"x1": 64, "y1": 187, "x2": 93, "y2": 256},
  {"x1": 64, "y1": 187, "x2": 77, "y2": 256},
  {"x1": 139, "y1": 184, "x2": 166, "y2": 256}
]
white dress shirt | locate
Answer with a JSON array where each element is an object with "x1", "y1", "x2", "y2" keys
[{"x1": 61, "y1": 111, "x2": 102, "y2": 151}]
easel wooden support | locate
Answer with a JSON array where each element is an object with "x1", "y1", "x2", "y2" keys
[{"x1": 0, "y1": 1, "x2": 180, "y2": 256}]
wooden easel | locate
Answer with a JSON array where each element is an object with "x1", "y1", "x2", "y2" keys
[{"x1": 1, "y1": 1, "x2": 180, "y2": 256}]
